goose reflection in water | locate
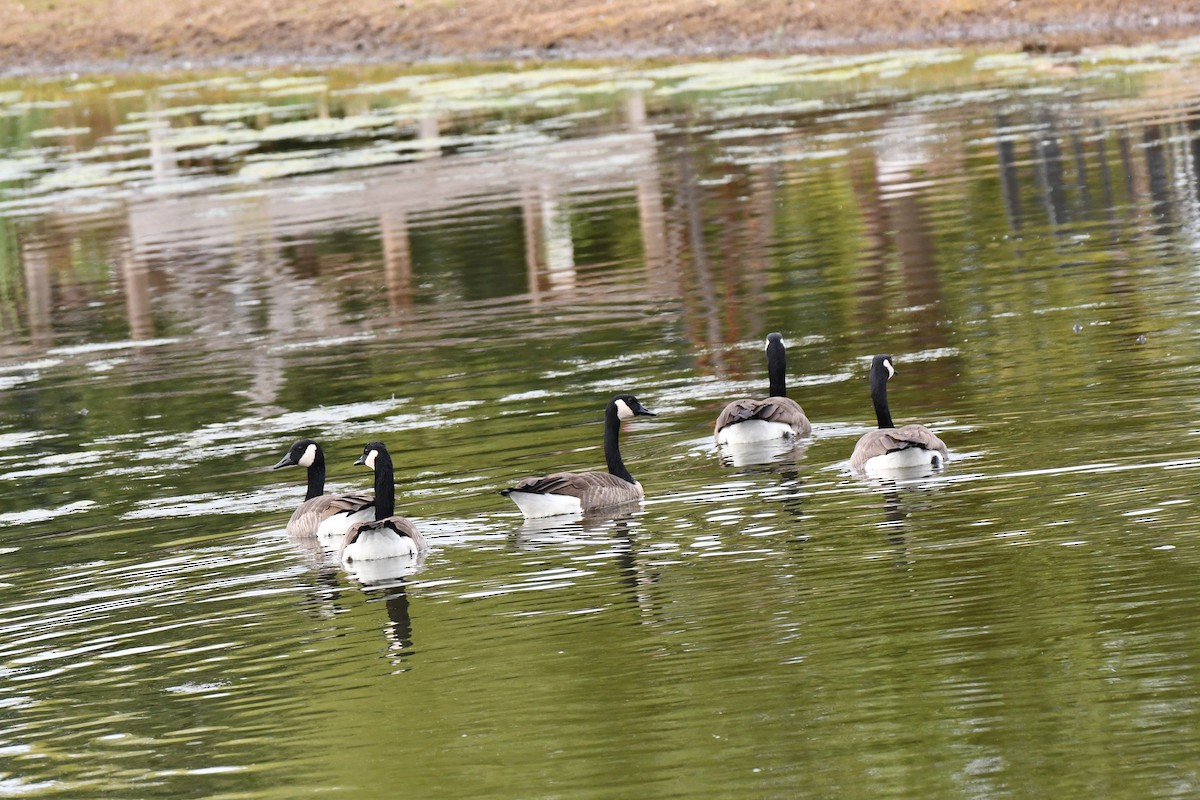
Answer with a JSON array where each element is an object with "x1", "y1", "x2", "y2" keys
[
  {"x1": 608, "y1": 517, "x2": 663, "y2": 621},
  {"x1": 880, "y1": 486, "x2": 912, "y2": 570},
  {"x1": 512, "y1": 499, "x2": 644, "y2": 543},
  {"x1": 716, "y1": 436, "x2": 810, "y2": 469},
  {"x1": 343, "y1": 549, "x2": 427, "y2": 588},
  {"x1": 382, "y1": 589, "x2": 416, "y2": 666},
  {"x1": 512, "y1": 510, "x2": 664, "y2": 623},
  {"x1": 714, "y1": 445, "x2": 810, "y2": 542},
  {"x1": 283, "y1": 525, "x2": 425, "y2": 668},
  {"x1": 864, "y1": 475, "x2": 952, "y2": 572}
]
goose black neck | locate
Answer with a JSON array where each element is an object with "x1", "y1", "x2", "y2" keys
[
  {"x1": 305, "y1": 448, "x2": 327, "y2": 501},
  {"x1": 604, "y1": 402, "x2": 636, "y2": 484},
  {"x1": 767, "y1": 341, "x2": 788, "y2": 398},
  {"x1": 870, "y1": 367, "x2": 895, "y2": 429},
  {"x1": 373, "y1": 450, "x2": 396, "y2": 520}
]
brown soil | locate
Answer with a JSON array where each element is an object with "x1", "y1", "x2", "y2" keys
[{"x1": 1, "y1": 0, "x2": 1200, "y2": 75}]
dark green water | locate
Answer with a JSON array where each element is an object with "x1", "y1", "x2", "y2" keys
[{"x1": 3, "y1": 45, "x2": 1200, "y2": 798}]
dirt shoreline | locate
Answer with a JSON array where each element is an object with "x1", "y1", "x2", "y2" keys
[{"x1": 2, "y1": 0, "x2": 1200, "y2": 77}]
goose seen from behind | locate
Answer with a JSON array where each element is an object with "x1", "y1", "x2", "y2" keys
[
  {"x1": 501, "y1": 394, "x2": 656, "y2": 518},
  {"x1": 341, "y1": 441, "x2": 428, "y2": 561},
  {"x1": 272, "y1": 439, "x2": 374, "y2": 537},
  {"x1": 714, "y1": 332, "x2": 812, "y2": 444},
  {"x1": 849, "y1": 354, "x2": 949, "y2": 473}
]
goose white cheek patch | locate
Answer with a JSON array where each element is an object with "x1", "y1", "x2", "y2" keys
[
  {"x1": 884, "y1": 359, "x2": 895, "y2": 379},
  {"x1": 363, "y1": 450, "x2": 378, "y2": 470},
  {"x1": 298, "y1": 444, "x2": 317, "y2": 468},
  {"x1": 615, "y1": 398, "x2": 634, "y2": 420}
]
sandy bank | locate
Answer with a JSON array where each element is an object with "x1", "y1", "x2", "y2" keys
[{"x1": 2, "y1": 0, "x2": 1199, "y2": 75}]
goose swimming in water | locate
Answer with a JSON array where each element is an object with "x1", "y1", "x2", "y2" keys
[
  {"x1": 714, "y1": 332, "x2": 811, "y2": 444},
  {"x1": 341, "y1": 441, "x2": 428, "y2": 561},
  {"x1": 272, "y1": 439, "x2": 374, "y2": 537},
  {"x1": 501, "y1": 394, "x2": 656, "y2": 518},
  {"x1": 849, "y1": 355, "x2": 949, "y2": 473}
]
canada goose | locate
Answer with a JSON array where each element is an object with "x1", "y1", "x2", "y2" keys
[
  {"x1": 850, "y1": 355, "x2": 949, "y2": 472},
  {"x1": 341, "y1": 441, "x2": 428, "y2": 561},
  {"x1": 501, "y1": 394, "x2": 656, "y2": 518},
  {"x1": 272, "y1": 439, "x2": 374, "y2": 537},
  {"x1": 714, "y1": 332, "x2": 812, "y2": 444}
]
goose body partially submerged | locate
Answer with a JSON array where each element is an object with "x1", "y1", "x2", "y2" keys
[
  {"x1": 850, "y1": 355, "x2": 949, "y2": 473},
  {"x1": 715, "y1": 333, "x2": 811, "y2": 444},
  {"x1": 502, "y1": 394, "x2": 656, "y2": 518},
  {"x1": 341, "y1": 442, "x2": 428, "y2": 561},
  {"x1": 272, "y1": 439, "x2": 374, "y2": 537}
]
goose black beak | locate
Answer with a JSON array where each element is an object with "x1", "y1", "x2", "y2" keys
[
  {"x1": 271, "y1": 456, "x2": 294, "y2": 470},
  {"x1": 353, "y1": 455, "x2": 368, "y2": 466},
  {"x1": 637, "y1": 408, "x2": 657, "y2": 417}
]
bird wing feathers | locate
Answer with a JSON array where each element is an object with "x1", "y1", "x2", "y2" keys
[
  {"x1": 850, "y1": 424, "x2": 949, "y2": 470},
  {"x1": 504, "y1": 470, "x2": 643, "y2": 509},
  {"x1": 287, "y1": 491, "x2": 374, "y2": 536},
  {"x1": 714, "y1": 397, "x2": 811, "y2": 436},
  {"x1": 344, "y1": 515, "x2": 426, "y2": 549}
]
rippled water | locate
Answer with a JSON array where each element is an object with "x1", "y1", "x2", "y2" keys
[{"x1": 4, "y1": 43, "x2": 1200, "y2": 798}]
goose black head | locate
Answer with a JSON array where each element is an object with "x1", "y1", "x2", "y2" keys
[
  {"x1": 273, "y1": 439, "x2": 320, "y2": 470},
  {"x1": 765, "y1": 332, "x2": 784, "y2": 350},
  {"x1": 354, "y1": 441, "x2": 390, "y2": 470},
  {"x1": 613, "y1": 394, "x2": 656, "y2": 420},
  {"x1": 872, "y1": 354, "x2": 895, "y2": 380}
]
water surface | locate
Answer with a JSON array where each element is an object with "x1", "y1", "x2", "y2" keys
[{"x1": 3, "y1": 43, "x2": 1200, "y2": 798}]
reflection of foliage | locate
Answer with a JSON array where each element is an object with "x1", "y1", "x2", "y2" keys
[
  {"x1": 0, "y1": 44, "x2": 1167, "y2": 217},
  {"x1": 410, "y1": 206, "x2": 529, "y2": 302}
]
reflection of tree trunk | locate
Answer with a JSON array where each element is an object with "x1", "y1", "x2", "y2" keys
[
  {"x1": 891, "y1": 193, "x2": 939, "y2": 311},
  {"x1": 1096, "y1": 129, "x2": 1114, "y2": 219},
  {"x1": 637, "y1": 168, "x2": 670, "y2": 289},
  {"x1": 148, "y1": 121, "x2": 178, "y2": 184},
  {"x1": 1034, "y1": 111, "x2": 1068, "y2": 227},
  {"x1": 716, "y1": 180, "x2": 747, "y2": 347},
  {"x1": 677, "y1": 149, "x2": 723, "y2": 373},
  {"x1": 248, "y1": 247, "x2": 288, "y2": 414},
  {"x1": 868, "y1": 114, "x2": 953, "y2": 358},
  {"x1": 541, "y1": 187, "x2": 576, "y2": 291},
  {"x1": 1144, "y1": 124, "x2": 1173, "y2": 228},
  {"x1": 418, "y1": 114, "x2": 442, "y2": 163},
  {"x1": 1071, "y1": 132, "x2": 1092, "y2": 212},
  {"x1": 521, "y1": 184, "x2": 544, "y2": 304},
  {"x1": 519, "y1": 182, "x2": 576, "y2": 296},
  {"x1": 22, "y1": 240, "x2": 52, "y2": 346},
  {"x1": 995, "y1": 115, "x2": 1023, "y2": 231},
  {"x1": 848, "y1": 151, "x2": 889, "y2": 338},
  {"x1": 739, "y1": 163, "x2": 778, "y2": 336},
  {"x1": 1117, "y1": 133, "x2": 1136, "y2": 206},
  {"x1": 1190, "y1": 117, "x2": 1200, "y2": 206},
  {"x1": 381, "y1": 209, "x2": 413, "y2": 311},
  {"x1": 291, "y1": 241, "x2": 320, "y2": 279},
  {"x1": 121, "y1": 249, "x2": 154, "y2": 340},
  {"x1": 625, "y1": 92, "x2": 647, "y2": 132},
  {"x1": 628, "y1": 93, "x2": 673, "y2": 295}
]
